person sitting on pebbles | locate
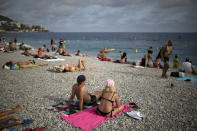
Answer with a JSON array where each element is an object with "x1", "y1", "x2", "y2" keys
[
  {"x1": 67, "y1": 75, "x2": 103, "y2": 113},
  {"x1": 76, "y1": 50, "x2": 82, "y2": 57},
  {"x1": 96, "y1": 79, "x2": 124, "y2": 117},
  {"x1": 21, "y1": 48, "x2": 33, "y2": 56}
]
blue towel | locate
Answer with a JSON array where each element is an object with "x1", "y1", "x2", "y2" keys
[
  {"x1": 8, "y1": 127, "x2": 18, "y2": 131},
  {"x1": 23, "y1": 119, "x2": 34, "y2": 126},
  {"x1": 178, "y1": 77, "x2": 197, "y2": 82}
]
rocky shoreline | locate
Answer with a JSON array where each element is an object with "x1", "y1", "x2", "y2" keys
[{"x1": 0, "y1": 49, "x2": 196, "y2": 130}]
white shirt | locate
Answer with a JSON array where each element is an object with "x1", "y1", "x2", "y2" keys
[{"x1": 182, "y1": 62, "x2": 192, "y2": 73}]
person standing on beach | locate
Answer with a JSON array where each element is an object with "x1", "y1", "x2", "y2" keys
[
  {"x1": 50, "y1": 38, "x2": 56, "y2": 52},
  {"x1": 156, "y1": 40, "x2": 174, "y2": 78},
  {"x1": 68, "y1": 75, "x2": 102, "y2": 113},
  {"x1": 13, "y1": 37, "x2": 17, "y2": 44},
  {"x1": 173, "y1": 54, "x2": 179, "y2": 69},
  {"x1": 147, "y1": 47, "x2": 153, "y2": 66}
]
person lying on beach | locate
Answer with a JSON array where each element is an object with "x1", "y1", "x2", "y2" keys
[
  {"x1": 96, "y1": 80, "x2": 123, "y2": 117},
  {"x1": 76, "y1": 50, "x2": 82, "y2": 56},
  {"x1": 97, "y1": 52, "x2": 107, "y2": 59},
  {"x1": 34, "y1": 48, "x2": 54, "y2": 59},
  {"x1": 155, "y1": 40, "x2": 174, "y2": 78},
  {"x1": 67, "y1": 75, "x2": 103, "y2": 113},
  {"x1": 3, "y1": 60, "x2": 47, "y2": 70},
  {"x1": 19, "y1": 43, "x2": 32, "y2": 51},
  {"x1": 0, "y1": 105, "x2": 22, "y2": 129},
  {"x1": 48, "y1": 58, "x2": 90, "y2": 72}
]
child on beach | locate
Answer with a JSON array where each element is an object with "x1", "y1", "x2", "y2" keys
[
  {"x1": 173, "y1": 55, "x2": 179, "y2": 69},
  {"x1": 67, "y1": 75, "x2": 103, "y2": 113}
]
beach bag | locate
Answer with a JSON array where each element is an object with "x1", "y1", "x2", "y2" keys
[{"x1": 170, "y1": 72, "x2": 184, "y2": 78}]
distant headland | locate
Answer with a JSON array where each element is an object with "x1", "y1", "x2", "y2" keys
[{"x1": 0, "y1": 15, "x2": 49, "y2": 33}]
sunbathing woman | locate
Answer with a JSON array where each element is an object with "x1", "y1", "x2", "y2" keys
[
  {"x1": 3, "y1": 60, "x2": 47, "y2": 70},
  {"x1": 96, "y1": 80, "x2": 124, "y2": 117},
  {"x1": 0, "y1": 105, "x2": 22, "y2": 129},
  {"x1": 48, "y1": 58, "x2": 89, "y2": 72}
]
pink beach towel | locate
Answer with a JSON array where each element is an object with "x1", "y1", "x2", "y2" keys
[{"x1": 61, "y1": 103, "x2": 131, "y2": 131}]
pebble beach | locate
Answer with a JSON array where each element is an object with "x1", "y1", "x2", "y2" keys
[{"x1": 0, "y1": 49, "x2": 197, "y2": 131}]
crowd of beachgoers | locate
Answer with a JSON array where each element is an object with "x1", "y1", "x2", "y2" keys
[{"x1": 0, "y1": 37, "x2": 196, "y2": 130}]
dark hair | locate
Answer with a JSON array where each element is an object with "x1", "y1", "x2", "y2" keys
[
  {"x1": 43, "y1": 44, "x2": 46, "y2": 47},
  {"x1": 150, "y1": 47, "x2": 152, "y2": 49},
  {"x1": 121, "y1": 52, "x2": 127, "y2": 59},
  {"x1": 77, "y1": 50, "x2": 80, "y2": 52},
  {"x1": 185, "y1": 58, "x2": 190, "y2": 62},
  {"x1": 4, "y1": 61, "x2": 14, "y2": 67},
  {"x1": 175, "y1": 55, "x2": 178, "y2": 58},
  {"x1": 168, "y1": 40, "x2": 174, "y2": 46},
  {"x1": 77, "y1": 75, "x2": 86, "y2": 84}
]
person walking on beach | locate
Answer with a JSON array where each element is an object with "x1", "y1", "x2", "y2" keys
[
  {"x1": 68, "y1": 75, "x2": 103, "y2": 113},
  {"x1": 156, "y1": 40, "x2": 174, "y2": 78}
]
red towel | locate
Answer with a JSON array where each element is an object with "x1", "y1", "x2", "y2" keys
[{"x1": 62, "y1": 103, "x2": 130, "y2": 131}]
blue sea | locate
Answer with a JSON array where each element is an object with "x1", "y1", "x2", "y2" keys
[{"x1": 1, "y1": 32, "x2": 197, "y2": 66}]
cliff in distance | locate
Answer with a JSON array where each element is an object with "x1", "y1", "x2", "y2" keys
[{"x1": 0, "y1": 15, "x2": 49, "y2": 32}]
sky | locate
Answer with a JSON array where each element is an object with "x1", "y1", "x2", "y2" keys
[{"x1": 0, "y1": 0, "x2": 197, "y2": 32}]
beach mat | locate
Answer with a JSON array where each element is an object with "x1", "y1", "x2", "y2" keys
[
  {"x1": 178, "y1": 76, "x2": 197, "y2": 82},
  {"x1": 61, "y1": 103, "x2": 130, "y2": 131},
  {"x1": 47, "y1": 100, "x2": 100, "y2": 116},
  {"x1": 37, "y1": 58, "x2": 65, "y2": 61}
]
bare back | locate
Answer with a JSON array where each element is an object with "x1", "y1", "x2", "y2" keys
[
  {"x1": 98, "y1": 91, "x2": 120, "y2": 113},
  {"x1": 71, "y1": 84, "x2": 91, "y2": 103}
]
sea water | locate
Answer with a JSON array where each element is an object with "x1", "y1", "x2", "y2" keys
[{"x1": 1, "y1": 32, "x2": 197, "y2": 66}]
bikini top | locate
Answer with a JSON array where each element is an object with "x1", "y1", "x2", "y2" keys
[{"x1": 100, "y1": 91, "x2": 115, "y2": 105}]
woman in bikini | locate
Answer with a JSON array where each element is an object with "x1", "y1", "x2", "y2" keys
[
  {"x1": 48, "y1": 58, "x2": 88, "y2": 72},
  {"x1": 96, "y1": 80, "x2": 123, "y2": 117}
]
